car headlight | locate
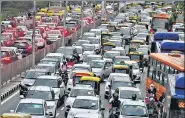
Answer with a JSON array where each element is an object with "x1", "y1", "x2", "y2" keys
[{"x1": 48, "y1": 105, "x2": 54, "y2": 109}]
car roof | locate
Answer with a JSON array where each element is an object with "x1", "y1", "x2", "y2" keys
[
  {"x1": 113, "y1": 77, "x2": 131, "y2": 82},
  {"x1": 74, "y1": 113, "x2": 100, "y2": 118},
  {"x1": 41, "y1": 58, "x2": 59, "y2": 61},
  {"x1": 119, "y1": 87, "x2": 140, "y2": 91},
  {"x1": 74, "y1": 64, "x2": 90, "y2": 67},
  {"x1": 37, "y1": 75, "x2": 59, "y2": 79},
  {"x1": 123, "y1": 100, "x2": 146, "y2": 106},
  {"x1": 104, "y1": 51, "x2": 120, "y2": 53},
  {"x1": 29, "y1": 86, "x2": 52, "y2": 91},
  {"x1": 46, "y1": 53, "x2": 63, "y2": 57},
  {"x1": 87, "y1": 55, "x2": 102, "y2": 57},
  {"x1": 110, "y1": 73, "x2": 130, "y2": 77},
  {"x1": 37, "y1": 63, "x2": 55, "y2": 66},
  {"x1": 91, "y1": 60, "x2": 105, "y2": 63},
  {"x1": 73, "y1": 84, "x2": 94, "y2": 90},
  {"x1": 19, "y1": 98, "x2": 45, "y2": 104},
  {"x1": 114, "y1": 56, "x2": 129, "y2": 58},
  {"x1": 76, "y1": 96, "x2": 99, "y2": 100}
]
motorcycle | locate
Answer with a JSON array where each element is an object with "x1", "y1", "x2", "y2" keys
[
  {"x1": 61, "y1": 71, "x2": 68, "y2": 86},
  {"x1": 109, "y1": 107, "x2": 119, "y2": 118}
]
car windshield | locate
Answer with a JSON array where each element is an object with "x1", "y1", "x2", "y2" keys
[
  {"x1": 152, "y1": 18, "x2": 169, "y2": 29},
  {"x1": 25, "y1": 71, "x2": 42, "y2": 79},
  {"x1": 72, "y1": 99, "x2": 98, "y2": 110},
  {"x1": 35, "y1": 66, "x2": 54, "y2": 73},
  {"x1": 114, "y1": 69, "x2": 127, "y2": 73},
  {"x1": 119, "y1": 29, "x2": 130, "y2": 35},
  {"x1": 114, "y1": 58, "x2": 130, "y2": 63},
  {"x1": 130, "y1": 55, "x2": 140, "y2": 60},
  {"x1": 56, "y1": 48, "x2": 73, "y2": 55},
  {"x1": 104, "y1": 52, "x2": 120, "y2": 59},
  {"x1": 83, "y1": 45, "x2": 94, "y2": 51},
  {"x1": 26, "y1": 90, "x2": 53, "y2": 100},
  {"x1": 1, "y1": 51, "x2": 9, "y2": 58},
  {"x1": 120, "y1": 90, "x2": 143, "y2": 99},
  {"x1": 137, "y1": 49, "x2": 148, "y2": 55},
  {"x1": 75, "y1": 41, "x2": 90, "y2": 46},
  {"x1": 16, "y1": 103, "x2": 44, "y2": 115},
  {"x1": 70, "y1": 89, "x2": 94, "y2": 97},
  {"x1": 34, "y1": 79, "x2": 58, "y2": 88},
  {"x1": 74, "y1": 48, "x2": 82, "y2": 54},
  {"x1": 112, "y1": 81, "x2": 132, "y2": 90},
  {"x1": 40, "y1": 60, "x2": 57, "y2": 64},
  {"x1": 110, "y1": 41, "x2": 121, "y2": 47},
  {"x1": 137, "y1": 34, "x2": 147, "y2": 38},
  {"x1": 73, "y1": 67, "x2": 90, "y2": 72},
  {"x1": 91, "y1": 61, "x2": 104, "y2": 68},
  {"x1": 88, "y1": 38, "x2": 100, "y2": 44},
  {"x1": 121, "y1": 105, "x2": 148, "y2": 117},
  {"x1": 85, "y1": 56, "x2": 102, "y2": 63}
]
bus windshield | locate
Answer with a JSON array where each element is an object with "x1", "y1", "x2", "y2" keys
[{"x1": 152, "y1": 18, "x2": 169, "y2": 29}]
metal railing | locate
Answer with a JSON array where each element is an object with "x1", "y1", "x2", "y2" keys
[{"x1": 1, "y1": 20, "x2": 101, "y2": 86}]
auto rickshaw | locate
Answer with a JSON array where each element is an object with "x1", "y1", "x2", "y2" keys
[
  {"x1": 40, "y1": 8, "x2": 48, "y2": 13},
  {"x1": 72, "y1": 72, "x2": 95, "y2": 86},
  {"x1": 101, "y1": 33, "x2": 113, "y2": 43},
  {"x1": 47, "y1": 10, "x2": 54, "y2": 16},
  {"x1": 103, "y1": 42, "x2": 116, "y2": 52},
  {"x1": 127, "y1": 51, "x2": 144, "y2": 71},
  {"x1": 107, "y1": 25, "x2": 117, "y2": 32},
  {"x1": 112, "y1": 65, "x2": 130, "y2": 74},
  {"x1": 1, "y1": 113, "x2": 32, "y2": 118},
  {"x1": 80, "y1": 76, "x2": 100, "y2": 95},
  {"x1": 129, "y1": 40, "x2": 145, "y2": 50}
]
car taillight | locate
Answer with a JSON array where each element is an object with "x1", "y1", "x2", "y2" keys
[
  {"x1": 27, "y1": 46, "x2": 32, "y2": 51},
  {"x1": 2, "y1": 57, "x2": 11, "y2": 61},
  {"x1": 40, "y1": 39, "x2": 44, "y2": 42}
]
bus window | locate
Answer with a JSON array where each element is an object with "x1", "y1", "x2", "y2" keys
[
  {"x1": 161, "y1": 73, "x2": 167, "y2": 86},
  {"x1": 152, "y1": 59, "x2": 157, "y2": 68},
  {"x1": 148, "y1": 66, "x2": 153, "y2": 79}
]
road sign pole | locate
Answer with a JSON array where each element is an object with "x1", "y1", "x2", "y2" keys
[
  {"x1": 62, "y1": 0, "x2": 67, "y2": 47},
  {"x1": 80, "y1": 1, "x2": 84, "y2": 37}
]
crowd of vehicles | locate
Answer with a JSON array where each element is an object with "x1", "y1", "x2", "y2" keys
[{"x1": 1, "y1": 1, "x2": 185, "y2": 118}]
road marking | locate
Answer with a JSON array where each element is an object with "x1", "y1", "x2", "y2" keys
[
  {"x1": 1, "y1": 91, "x2": 19, "y2": 105},
  {"x1": 61, "y1": 107, "x2": 64, "y2": 111},
  {"x1": 56, "y1": 113, "x2": 59, "y2": 117}
]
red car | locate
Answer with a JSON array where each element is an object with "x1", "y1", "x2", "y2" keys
[
  {"x1": 56, "y1": 26, "x2": 72, "y2": 37},
  {"x1": 2, "y1": 33, "x2": 16, "y2": 46},
  {"x1": 1, "y1": 48, "x2": 18, "y2": 64}
]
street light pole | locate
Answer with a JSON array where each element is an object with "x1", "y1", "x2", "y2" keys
[
  {"x1": 93, "y1": 3, "x2": 96, "y2": 28},
  {"x1": 0, "y1": 1, "x2": 2, "y2": 113},
  {"x1": 62, "y1": 0, "x2": 67, "y2": 47},
  {"x1": 80, "y1": 1, "x2": 83, "y2": 37},
  {"x1": 32, "y1": 1, "x2": 36, "y2": 67}
]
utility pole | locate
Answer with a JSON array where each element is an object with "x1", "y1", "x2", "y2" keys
[
  {"x1": 93, "y1": 3, "x2": 96, "y2": 28},
  {"x1": 62, "y1": 0, "x2": 67, "y2": 47},
  {"x1": 32, "y1": 1, "x2": 36, "y2": 67},
  {"x1": 0, "y1": 1, "x2": 2, "y2": 113},
  {"x1": 80, "y1": 1, "x2": 83, "y2": 37}
]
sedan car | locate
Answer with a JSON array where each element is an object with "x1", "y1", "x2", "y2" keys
[
  {"x1": 133, "y1": 33, "x2": 148, "y2": 42},
  {"x1": 91, "y1": 60, "x2": 112, "y2": 81},
  {"x1": 119, "y1": 99, "x2": 149, "y2": 118},
  {"x1": 73, "y1": 40, "x2": 91, "y2": 46},
  {"x1": 35, "y1": 63, "x2": 57, "y2": 75},
  {"x1": 113, "y1": 56, "x2": 130, "y2": 65},
  {"x1": 67, "y1": 96, "x2": 105, "y2": 118},
  {"x1": 64, "y1": 84, "x2": 95, "y2": 117},
  {"x1": 11, "y1": 98, "x2": 49, "y2": 117},
  {"x1": 33, "y1": 75, "x2": 65, "y2": 107},
  {"x1": 103, "y1": 51, "x2": 120, "y2": 61},
  {"x1": 82, "y1": 44, "x2": 95, "y2": 54},
  {"x1": 20, "y1": 86, "x2": 57, "y2": 117},
  {"x1": 83, "y1": 55, "x2": 102, "y2": 65}
]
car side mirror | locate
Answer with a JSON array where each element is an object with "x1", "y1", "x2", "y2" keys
[
  {"x1": 68, "y1": 88, "x2": 71, "y2": 91},
  {"x1": 10, "y1": 110, "x2": 14, "y2": 113},
  {"x1": 101, "y1": 108, "x2": 105, "y2": 111},
  {"x1": 19, "y1": 95, "x2": 25, "y2": 99}
]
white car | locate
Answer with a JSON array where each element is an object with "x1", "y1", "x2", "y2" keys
[
  {"x1": 64, "y1": 84, "x2": 95, "y2": 117},
  {"x1": 21, "y1": 86, "x2": 57, "y2": 117},
  {"x1": 109, "y1": 87, "x2": 144, "y2": 103},
  {"x1": 35, "y1": 75, "x2": 65, "y2": 106},
  {"x1": 104, "y1": 73, "x2": 131, "y2": 99},
  {"x1": 119, "y1": 99, "x2": 149, "y2": 118},
  {"x1": 45, "y1": 53, "x2": 65, "y2": 66},
  {"x1": 87, "y1": 37, "x2": 101, "y2": 50},
  {"x1": 133, "y1": 33, "x2": 148, "y2": 42},
  {"x1": 112, "y1": 47, "x2": 126, "y2": 56},
  {"x1": 72, "y1": 113, "x2": 103, "y2": 118},
  {"x1": 82, "y1": 44, "x2": 95, "y2": 54},
  {"x1": 124, "y1": 61, "x2": 142, "y2": 83},
  {"x1": 91, "y1": 60, "x2": 113, "y2": 81},
  {"x1": 11, "y1": 98, "x2": 50, "y2": 118},
  {"x1": 103, "y1": 51, "x2": 120, "y2": 61},
  {"x1": 67, "y1": 96, "x2": 105, "y2": 118},
  {"x1": 83, "y1": 55, "x2": 102, "y2": 65}
]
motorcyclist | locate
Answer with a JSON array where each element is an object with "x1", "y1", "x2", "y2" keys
[
  {"x1": 60, "y1": 61, "x2": 68, "y2": 86},
  {"x1": 148, "y1": 84, "x2": 157, "y2": 101},
  {"x1": 148, "y1": 97, "x2": 158, "y2": 116},
  {"x1": 109, "y1": 93, "x2": 121, "y2": 118}
]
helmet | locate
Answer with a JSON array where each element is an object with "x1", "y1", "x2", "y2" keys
[
  {"x1": 150, "y1": 84, "x2": 154, "y2": 88},
  {"x1": 149, "y1": 97, "x2": 155, "y2": 102},
  {"x1": 63, "y1": 61, "x2": 67, "y2": 65},
  {"x1": 132, "y1": 94, "x2": 137, "y2": 100},
  {"x1": 113, "y1": 93, "x2": 119, "y2": 100}
]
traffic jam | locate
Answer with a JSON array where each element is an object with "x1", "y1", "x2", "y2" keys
[{"x1": 1, "y1": 1, "x2": 185, "y2": 118}]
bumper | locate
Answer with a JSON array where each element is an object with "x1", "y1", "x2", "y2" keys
[{"x1": 47, "y1": 109, "x2": 56, "y2": 117}]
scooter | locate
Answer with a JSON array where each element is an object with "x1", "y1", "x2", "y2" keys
[{"x1": 109, "y1": 107, "x2": 119, "y2": 118}]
